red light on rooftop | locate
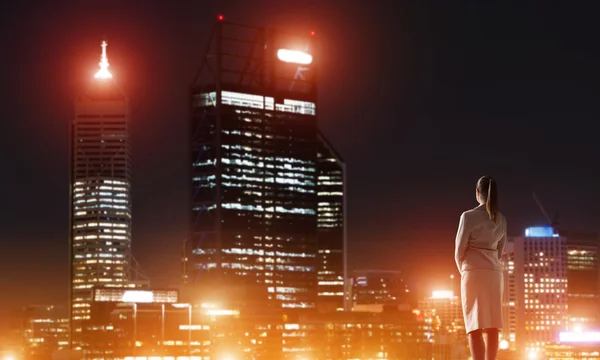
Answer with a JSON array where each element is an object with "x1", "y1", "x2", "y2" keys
[
  {"x1": 310, "y1": 30, "x2": 316, "y2": 36},
  {"x1": 218, "y1": 14, "x2": 224, "y2": 21}
]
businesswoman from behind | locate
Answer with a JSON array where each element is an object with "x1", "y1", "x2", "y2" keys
[{"x1": 455, "y1": 175, "x2": 507, "y2": 360}]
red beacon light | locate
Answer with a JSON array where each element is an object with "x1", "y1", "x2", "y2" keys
[
  {"x1": 310, "y1": 30, "x2": 316, "y2": 36},
  {"x1": 217, "y1": 14, "x2": 224, "y2": 21}
]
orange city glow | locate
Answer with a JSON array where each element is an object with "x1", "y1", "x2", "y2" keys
[
  {"x1": 94, "y1": 40, "x2": 113, "y2": 80},
  {"x1": 431, "y1": 290, "x2": 454, "y2": 299},
  {"x1": 277, "y1": 49, "x2": 313, "y2": 65}
]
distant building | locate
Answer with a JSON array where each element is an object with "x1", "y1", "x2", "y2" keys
[
  {"x1": 418, "y1": 290, "x2": 463, "y2": 335},
  {"x1": 88, "y1": 289, "x2": 287, "y2": 360},
  {"x1": 560, "y1": 230, "x2": 600, "y2": 328},
  {"x1": 78, "y1": 292, "x2": 431, "y2": 360},
  {"x1": 511, "y1": 226, "x2": 568, "y2": 357},
  {"x1": 352, "y1": 270, "x2": 409, "y2": 312},
  {"x1": 21, "y1": 305, "x2": 68, "y2": 359},
  {"x1": 299, "y1": 309, "x2": 432, "y2": 360},
  {"x1": 70, "y1": 40, "x2": 133, "y2": 347},
  {"x1": 86, "y1": 288, "x2": 179, "y2": 359},
  {"x1": 545, "y1": 330, "x2": 600, "y2": 359},
  {"x1": 502, "y1": 239, "x2": 518, "y2": 348},
  {"x1": 315, "y1": 132, "x2": 346, "y2": 313},
  {"x1": 417, "y1": 291, "x2": 467, "y2": 360}
]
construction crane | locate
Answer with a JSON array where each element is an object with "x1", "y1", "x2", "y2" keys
[
  {"x1": 532, "y1": 192, "x2": 559, "y2": 232},
  {"x1": 129, "y1": 255, "x2": 150, "y2": 287}
]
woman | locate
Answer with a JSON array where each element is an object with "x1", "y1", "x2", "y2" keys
[{"x1": 455, "y1": 175, "x2": 507, "y2": 360}]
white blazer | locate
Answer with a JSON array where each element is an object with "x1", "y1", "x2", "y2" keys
[{"x1": 455, "y1": 204, "x2": 507, "y2": 274}]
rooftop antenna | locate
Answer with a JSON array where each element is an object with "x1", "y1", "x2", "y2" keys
[{"x1": 94, "y1": 40, "x2": 113, "y2": 79}]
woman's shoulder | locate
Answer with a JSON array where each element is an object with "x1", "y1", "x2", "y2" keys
[
  {"x1": 461, "y1": 207, "x2": 506, "y2": 225},
  {"x1": 460, "y1": 207, "x2": 485, "y2": 222},
  {"x1": 462, "y1": 204, "x2": 485, "y2": 217}
]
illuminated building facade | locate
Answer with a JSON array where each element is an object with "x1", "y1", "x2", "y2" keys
[
  {"x1": 316, "y1": 134, "x2": 346, "y2": 312},
  {"x1": 512, "y1": 226, "x2": 568, "y2": 356},
  {"x1": 417, "y1": 291, "x2": 468, "y2": 360},
  {"x1": 545, "y1": 331, "x2": 600, "y2": 359},
  {"x1": 70, "y1": 41, "x2": 132, "y2": 345},
  {"x1": 417, "y1": 290, "x2": 463, "y2": 336},
  {"x1": 352, "y1": 270, "x2": 409, "y2": 312},
  {"x1": 89, "y1": 288, "x2": 284, "y2": 360},
  {"x1": 84, "y1": 288, "x2": 180, "y2": 359},
  {"x1": 502, "y1": 239, "x2": 518, "y2": 349},
  {"x1": 22, "y1": 305, "x2": 69, "y2": 359},
  {"x1": 302, "y1": 310, "x2": 433, "y2": 360},
  {"x1": 561, "y1": 230, "x2": 600, "y2": 327},
  {"x1": 186, "y1": 18, "x2": 343, "y2": 314},
  {"x1": 78, "y1": 291, "x2": 430, "y2": 360}
]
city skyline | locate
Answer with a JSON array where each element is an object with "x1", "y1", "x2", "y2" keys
[{"x1": 1, "y1": 0, "x2": 600, "y2": 323}]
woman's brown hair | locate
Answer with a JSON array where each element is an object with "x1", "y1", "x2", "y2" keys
[{"x1": 477, "y1": 175, "x2": 498, "y2": 224}]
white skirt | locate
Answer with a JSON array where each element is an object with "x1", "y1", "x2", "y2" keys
[{"x1": 461, "y1": 269, "x2": 503, "y2": 333}]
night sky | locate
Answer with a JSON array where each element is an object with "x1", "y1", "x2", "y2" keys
[{"x1": 1, "y1": 0, "x2": 599, "y2": 320}]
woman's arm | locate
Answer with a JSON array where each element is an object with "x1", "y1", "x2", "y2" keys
[
  {"x1": 454, "y1": 213, "x2": 470, "y2": 272},
  {"x1": 497, "y1": 234, "x2": 506, "y2": 260},
  {"x1": 497, "y1": 217, "x2": 507, "y2": 259}
]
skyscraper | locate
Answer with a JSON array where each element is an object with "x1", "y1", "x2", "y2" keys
[
  {"x1": 418, "y1": 290, "x2": 463, "y2": 335},
  {"x1": 418, "y1": 290, "x2": 468, "y2": 360},
  {"x1": 352, "y1": 270, "x2": 409, "y2": 310},
  {"x1": 70, "y1": 41, "x2": 132, "y2": 346},
  {"x1": 316, "y1": 133, "x2": 346, "y2": 312},
  {"x1": 186, "y1": 18, "x2": 344, "y2": 315},
  {"x1": 502, "y1": 239, "x2": 518, "y2": 348},
  {"x1": 511, "y1": 226, "x2": 568, "y2": 357},
  {"x1": 22, "y1": 305, "x2": 69, "y2": 359},
  {"x1": 561, "y1": 230, "x2": 600, "y2": 328}
]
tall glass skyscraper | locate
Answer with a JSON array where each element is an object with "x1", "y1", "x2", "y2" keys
[
  {"x1": 70, "y1": 41, "x2": 132, "y2": 345},
  {"x1": 186, "y1": 19, "x2": 345, "y2": 315},
  {"x1": 316, "y1": 133, "x2": 346, "y2": 312},
  {"x1": 190, "y1": 89, "x2": 318, "y2": 312}
]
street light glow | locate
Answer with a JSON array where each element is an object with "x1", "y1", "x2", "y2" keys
[
  {"x1": 559, "y1": 331, "x2": 600, "y2": 343},
  {"x1": 121, "y1": 290, "x2": 154, "y2": 303},
  {"x1": 431, "y1": 290, "x2": 454, "y2": 299},
  {"x1": 277, "y1": 49, "x2": 313, "y2": 65},
  {"x1": 172, "y1": 303, "x2": 191, "y2": 308},
  {"x1": 206, "y1": 309, "x2": 240, "y2": 316}
]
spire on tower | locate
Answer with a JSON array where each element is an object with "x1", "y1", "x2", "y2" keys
[{"x1": 94, "y1": 40, "x2": 113, "y2": 79}]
